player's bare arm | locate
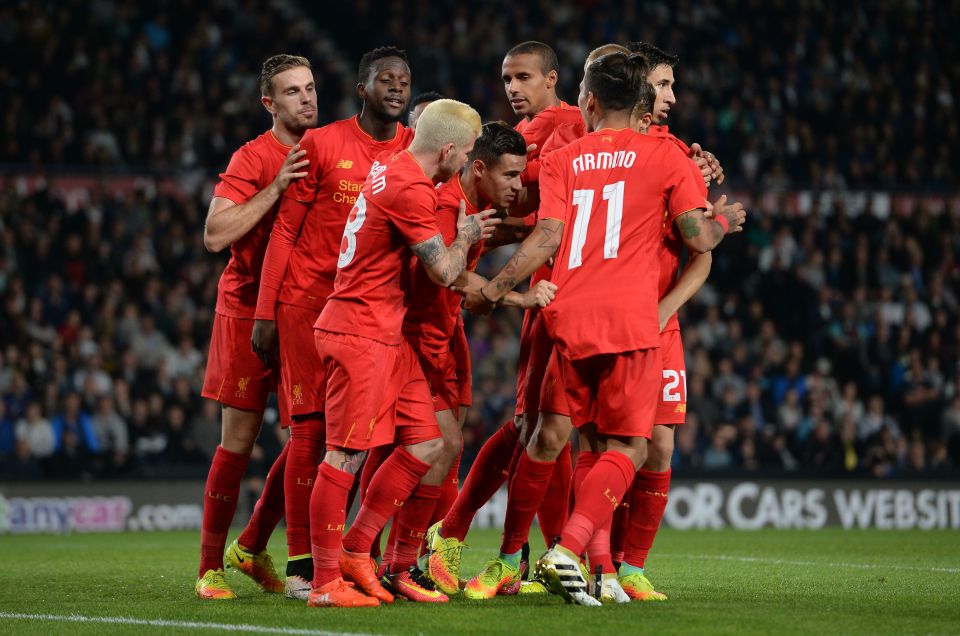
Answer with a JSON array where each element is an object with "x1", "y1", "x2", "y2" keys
[
  {"x1": 676, "y1": 195, "x2": 745, "y2": 254},
  {"x1": 463, "y1": 217, "x2": 563, "y2": 314},
  {"x1": 483, "y1": 215, "x2": 533, "y2": 251},
  {"x1": 203, "y1": 145, "x2": 308, "y2": 252},
  {"x1": 658, "y1": 251, "x2": 712, "y2": 332},
  {"x1": 412, "y1": 203, "x2": 499, "y2": 287},
  {"x1": 452, "y1": 270, "x2": 556, "y2": 309}
]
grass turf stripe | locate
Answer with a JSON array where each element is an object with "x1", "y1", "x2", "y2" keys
[
  {"x1": 655, "y1": 553, "x2": 960, "y2": 574},
  {"x1": 0, "y1": 612, "x2": 385, "y2": 636}
]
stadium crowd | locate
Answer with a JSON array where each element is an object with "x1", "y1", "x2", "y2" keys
[{"x1": 2, "y1": 0, "x2": 959, "y2": 481}]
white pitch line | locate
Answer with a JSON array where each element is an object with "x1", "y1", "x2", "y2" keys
[
  {"x1": 0, "y1": 612, "x2": 385, "y2": 636},
  {"x1": 655, "y1": 553, "x2": 960, "y2": 574}
]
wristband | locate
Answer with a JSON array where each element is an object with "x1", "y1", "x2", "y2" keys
[
  {"x1": 715, "y1": 213, "x2": 730, "y2": 234},
  {"x1": 480, "y1": 286, "x2": 498, "y2": 305}
]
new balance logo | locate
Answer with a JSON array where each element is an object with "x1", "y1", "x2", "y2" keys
[{"x1": 336, "y1": 159, "x2": 354, "y2": 169}]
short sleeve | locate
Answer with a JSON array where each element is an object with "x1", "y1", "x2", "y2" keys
[
  {"x1": 518, "y1": 108, "x2": 557, "y2": 160},
  {"x1": 665, "y1": 145, "x2": 708, "y2": 225},
  {"x1": 283, "y1": 130, "x2": 321, "y2": 204},
  {"x1": 213, "y1": 145, "x2": 261, "y2": 204},
  {"x1": 389, "y1": 182, "x2": 442, "y2": 246},
  {"x1": 535, "y1": 153, "x2": 568, "y2": 223}
]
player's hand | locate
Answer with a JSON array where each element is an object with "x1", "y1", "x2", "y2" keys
[
  {"x1": 703, "y1": 198, "x2": 715, "y2": 218},
  {"x1": 270, "y1": 144, "x2": 309, "y2": 196},
  {"x1": 658, "y1": 306, "x2": 671, "y2": 333},
  {"x1": 457, "y1": 200, "x2": 501, "y2": 244},
  {"x1": 526, "y1": 143, "x2": 538, "y2": 156},
  {"x1": 251, "y1": 319, "x2": 279, "y2": 365},
  {"x1": 461, "y1": 282, "x2": 497, "y2": 315},
  {"x1": 712, "y1": 195, "x2": 746, "y2": 234},
  {"x1": 521, "y1": 280, "x2": 557, "y2": 308},
  {"x1": 450, "y1": 271, "x2": 487, "y2": 298},
  {"x1": 690, "y1": 143, "x2": 724, "y2": 186}
]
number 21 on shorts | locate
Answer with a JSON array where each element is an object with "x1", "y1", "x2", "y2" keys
[{"x1": 662, "y1": 369, "x2": 686, "y2": 402}]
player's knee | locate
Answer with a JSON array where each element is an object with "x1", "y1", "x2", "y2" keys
[
  {"x1": 530, "y1": 416, "x2": 569, "y2": 460},
  {"x1": 220, "y1": 406, "x2": 263, "y2": 454},
  {"x1": 644, "y1": 428, "x2": 674, "y2": 472},
  {"x1": 441, "y1": 429, "x2": 463, "y2": 459},
  {"x1": 406, "y1": 436, "x2": 444, "y2": 465}
]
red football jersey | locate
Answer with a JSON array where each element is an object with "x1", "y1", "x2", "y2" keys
[
  {"x1": 649, "y1": 124, "x2": 692, "y2": 156},
  {"x1": 516, "y1": 101, "x2": 584, "y2": 184},
  {"x1": 254, "y1": 117, "x2": 414, "y2": 320},
  {"x1": 539, "y1": 128, "x2": 706, "y2": 359},
  {"x1": 315, "y1": 150, "x2": 441, "y2": 344},
  {"x1": 658, "y1": 152, "x2": 708, "y2": 333},
  {"x1": 213, "y1": 130, "x2": 290, "y2": 319},
  {"x1": 402, "y1": 176, "x2": 484, "y2": 353}
]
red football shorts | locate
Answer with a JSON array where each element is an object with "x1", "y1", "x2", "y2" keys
[
  {"x1": 655, "y1": 329, "x2": 687, "y2": 426},
  {"x1": 277, "y1": 302, "x2": 325, "y2": 419},
  {"x1": 316, "y1": 330, "x2": 440, "y2": 451},
  {"x1": 452, "y1": 322, "x2": 472, "y2": 408},
  {"x1": 538, "y1": 348, "x2": 570, "y2": 417},
  {"x1": 514, "y1": 308, "x2": 552, "y2": 417},
  {"x1": 557, "y1": 347, "x2": 662, "y2": 439},
  {"x1": 202, "y1": 313, "x2": 276, "y2": 411},
  {"x1": 414, "y1": 345, "x2": 460, "y2": 414}
]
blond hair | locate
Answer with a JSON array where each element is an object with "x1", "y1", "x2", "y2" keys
[
  {"x1": 585, "y1": 43, "x2": 631, "y2": 68},
  {"x1": 409, "y1": 99, "x2": 482, "y2": 153}
]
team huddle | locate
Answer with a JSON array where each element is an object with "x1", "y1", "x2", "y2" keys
[{"x1": 196, "y1": 40, "x2": 745, "y2": 608}]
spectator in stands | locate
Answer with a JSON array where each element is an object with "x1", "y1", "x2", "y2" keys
[
  {"x1": 91, "y1": 395, "x2": 130, "y2": 473},
  {"x1": 14, "y1": 402, "x2": 55, "y2": 459}
]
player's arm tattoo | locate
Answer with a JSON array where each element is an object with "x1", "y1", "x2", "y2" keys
[
  {"x1": 412, "y1": 233, "x2": 468, "y2": 287},
  {"x1": 678, "y1": 215, "x2": 701, "y2": 239},
  {"x1": 411, "y1": 235, "x2": 446, "y2": 266},
  {"x1": 334, "y1": 450, "x2": 368, "y2": 475},
  {"x1": 488, "y1": 219, "x2": 563, "y2": 297},
  {"x1": 677, "y1": 209, "x2": 725, "y2": 253}
]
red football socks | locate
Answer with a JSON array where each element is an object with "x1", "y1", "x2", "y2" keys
[
  {"x1": 623, "y1": 468, "x2": 671, "y2": 568},
  {"x1": 537, "y1": 442, "x2": 572, "y2": 546},
  {"x1": 199, "y1": 445, "x2": 250, "y2": 576},
  {"x1": 309, "y1": 462, "x2": 355, "y2": 588},
  {"x1": 443, "y1": 419, "x2": 519, "y2": 541},
  {"x1": 284, "y1": 419, "x2": 325, "y2": 559},
  {"x1": 433, "y1": 450, "x2": 462, "y2": 524},
  {"x1": 358, "y1": 444, "x2": 393, "y2": 560},
  {"x1": 342, "y1": 446, "x2": 430, "y2": 554},
  {"x1": 586, "y1": 517, "x2": 616, "y2": 575},
  {"x1": 610, "y1": 487, "x2": 632, "y2": 563},
  {"x1": 572, "y1": 450, "x2": 599, "y2": 499},
  {"x1": 559, "y1": 450, "x2": 635, "y2": 557},
  {"x1": 390, "y1": 483, "x2": 442, "y2": 571},
  {"x1": 500, "y1": 452, "x2": 556, "y2": 554},
  {"x1": 237, "y1": 442, "x2": 287, "y2": 554}
]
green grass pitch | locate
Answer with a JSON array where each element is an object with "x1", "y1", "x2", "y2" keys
[{"x1": 1, "y1": 528, "x2": 958, "y2": 635}]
